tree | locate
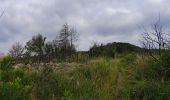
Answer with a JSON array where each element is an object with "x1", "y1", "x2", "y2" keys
[
  {"x1": 89, "y1": 42, "x2": 100, "y2": 57},
  {"x1": 9, "y1": 42, "x2": 24, "y2": 60},
  {"x1": 70, "y1": 27, "x2": 78, "y2": 52},
  {"x1": 25, "y1": 34, "x2": 46, "y2": 61},
  {"x1": 55, "y1": 23, "x2": 78, "y2": 60},
  {"x1": 141, "y1": 18, "x2": 170, "y2": 61},
  {"x1": 51, "y1": 39, "x2": 60, "y2": 59},
  {"x1": 44, "y1": 41, "x2": 55, "y2": 61}
]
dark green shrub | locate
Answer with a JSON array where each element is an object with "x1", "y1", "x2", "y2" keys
[
  {"x1": 0, "y1": 56, "x2": 34, "y2": 100},
  {"x1": 0, "y1": 77, "x2": 32, "y2": 100},
  {"x1": 142, "y1": 51, "x2": 170, "y2": 80},
  {"x1": 130, "y1": 81, "x2": 159, "y2": 100},
  {"x1": 159, "y1": 51, "x2": 170, "y2": 79},
  {"x1": 0, "y1": 56, "x2": 15, "y2": 71},
  {"x1": 121, "y1": 52, "x2": 170, "y2": 99}
]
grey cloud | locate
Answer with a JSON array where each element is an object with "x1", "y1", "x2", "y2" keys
[{"x1": 0, "y1": 0, "x2": 170, "y2": 53}]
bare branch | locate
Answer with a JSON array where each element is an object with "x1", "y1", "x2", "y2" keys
[{"x1": 141, "y1": 16, "x2": 170, "y2": 61}]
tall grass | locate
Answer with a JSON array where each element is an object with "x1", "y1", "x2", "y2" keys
[{"x1": 0, "y1": 54, "x2": 170, "y2": 99}]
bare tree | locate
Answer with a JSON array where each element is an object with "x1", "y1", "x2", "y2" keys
[
  {"x1": 70, "y1": 27, "x2": 78, "y2": 49},
  {"x1": 58, "y1": 23, "x2": 71, "y2": 59},
  {"x1": 9, "y1": 42, "x2": 24, "y2": 59},
  {"x1": 55, "y1": 23, "x2": 78, "y2": 60},
  {"x1": 70, "y1": 27, "x2": 78, "y2": 57},
  {"x1": 141, "y1": 18, "x2": 170, "y2": 61}
]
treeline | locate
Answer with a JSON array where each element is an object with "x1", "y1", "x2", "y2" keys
[
  {"x1": 9, "y1": 23, "x2": 78, "y2": 63},
  {"x1": 9, "y1": 23, "x2": 145, "y2": 63}
]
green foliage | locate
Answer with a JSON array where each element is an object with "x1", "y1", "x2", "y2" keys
[
  {"x1": 44, "y1": 41, "x2": 55, "y2": 62},
  {"x1": 0, "y1": 56, "x2": 15, "y2": 71},
  {"x1": 0, "y1": 77, "x2": 32, "y2": 100},
  {"x1": 159, "y1": 51, "x2": 170, "y2": 79},
  {"x1": 31, "y1": 56, "x2": 170, "y2": 99},
  {"x1": 138, "y1": 51, "x2": 170, "y2": 80},
  {"x1": 119, "y1": 53, "x2": 170, "y2": 100},
  {"x1": 25, "y1": 34, "x2": 46, "y2": 62},
  {"x1": 1, "y1": 52, "x2": 170, "y2": 99},
  {"x1": 0, "y1": 56, "x2": 36, "y2": 100},
  {"x1": 0, "y1": 56, "x2": 15, "y2": 82}
]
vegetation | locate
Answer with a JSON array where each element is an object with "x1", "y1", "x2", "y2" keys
[
  {"x1": 89, "y1": 42, "x2": 142, "y2": 58},
  {"x1": 0, "y1": 52, "x2": 170, "y2": 100},
  {"x1": 1, "y1": 21, "x2": 170, "y2": 100}
]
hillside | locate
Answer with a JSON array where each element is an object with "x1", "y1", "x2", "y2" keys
[{"x1": 89, "y1": 42, "x2": 142, "y2": 57}]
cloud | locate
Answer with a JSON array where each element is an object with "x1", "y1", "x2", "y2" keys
[{"x1": 0, "y1": 0, "x2": 170, "y2": 53}]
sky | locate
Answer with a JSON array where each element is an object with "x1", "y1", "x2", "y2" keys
[{"x1": 0, "y1": 0, "x2": 170, "y2": 53}]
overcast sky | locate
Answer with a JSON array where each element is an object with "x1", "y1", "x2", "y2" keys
[{"x1": 0, "y1": 0, "x2": 170, "y2": 53}]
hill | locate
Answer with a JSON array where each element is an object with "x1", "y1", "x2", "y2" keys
[{"x1": 89, "y1": 42, "x2": 142, "y2": 57}]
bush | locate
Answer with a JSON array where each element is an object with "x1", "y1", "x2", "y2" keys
[
  {"x1": 142, "y1": 51, "x2": 170, "y2": 80},
  {"x1": 0, "y1": 77, "x2": 32, "y2": 100},
  {"x1": 33, "y1": 65, "x2": 66, "y2": 100},
  {"x1": 0, "y1": 56, "x2": 15, "y2": 71},
  {"x1": 159, "y1": 51, "x2": 170, "y2": 79},
  {"x1": 0, "y1": 56, "x2": 34, "y2": 100},
  {"x1": 119, "y1": 52, "x2": 170, "y2": 99}
]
